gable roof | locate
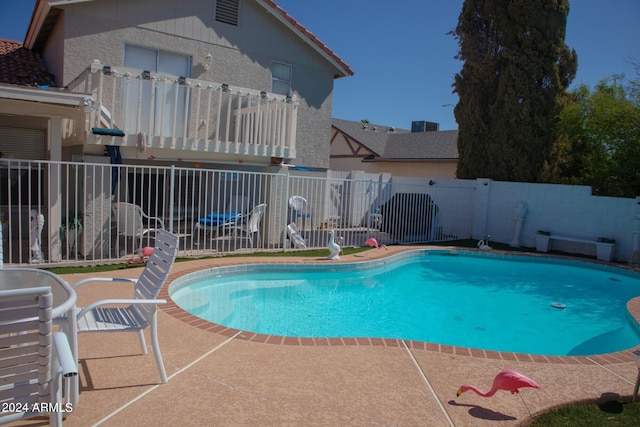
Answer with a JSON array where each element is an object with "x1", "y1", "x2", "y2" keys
[
  {"x1": 332, "y1": 118, "x2": 410, "y2": 156},
  {"x1": 258, "y1": 1, "x2": 354, "y2": 78},
  {"x1": 0, "y1": 39, "x2": 55, "y2": 87},
  {"x1": 332, "y1": 118, "x2": 458, "y2": 161},
  {"x1": 24, "y1": 0, "x2": 354, "y2": 79}
]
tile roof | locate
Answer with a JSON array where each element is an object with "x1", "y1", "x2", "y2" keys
[
  {"x1": 332, "y1": 118, "x2": 458, "y2": 160},
  {"x1": 0, "y1": 39, "x2": 54, "y2": 87}
]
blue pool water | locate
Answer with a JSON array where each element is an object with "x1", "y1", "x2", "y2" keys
[{"x1": 170, "y1": 251, "x2": 640, "y2": 356}]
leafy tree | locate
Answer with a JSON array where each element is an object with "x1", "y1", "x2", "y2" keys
[
  {"x1": 553, "y1": 78, "x2": 640, "y2": 197},
  {"x1": 451, "y1": 0, "x2": 577, "y2": 182}
]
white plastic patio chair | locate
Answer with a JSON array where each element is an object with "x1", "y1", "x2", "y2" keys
[
  {"x1": 289, "y1": 196, "x2": 313, "y2": 230},
  {"x1": 0, "y1": 287, "x2": 77, "y2": 427},
  {"x1": 112, "y1": 202, "x2": 165, "y2": 251},
  {"x1": 287, "y1": 222, "x2": 308, "y2": 248},
  {"x1": 71, "y1": 229, "x2": 179, "y2": 384},
  {"x1": 220, "y1": 203, "x2": 267, "y2": 247}
]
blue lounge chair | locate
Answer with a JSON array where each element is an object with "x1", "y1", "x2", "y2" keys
[
  {"x1": 198, "y1": 211, "x2": 242, "y2": 227},
  {"x1": 196, "y1": 196, "x2": 251, "y2": 234}
]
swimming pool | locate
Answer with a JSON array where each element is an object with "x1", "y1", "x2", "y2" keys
[{"x1": 169, "y1": 250, "x2": 640, "y2": 356}]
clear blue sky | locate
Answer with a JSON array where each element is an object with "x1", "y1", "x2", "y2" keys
[{"x1": 1, "y1": 0, "x2": 638, "y2": 131}]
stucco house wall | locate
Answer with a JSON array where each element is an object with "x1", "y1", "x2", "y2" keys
[
  {"x1": 42, "y1": 0, "x2": 343, "y2": 169},
  {"x1": 41, "y1": 13, "x2": 65, "y2": 86}
]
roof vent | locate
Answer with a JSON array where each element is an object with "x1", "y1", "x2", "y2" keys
[
  {"x1": 411, "y1": 121, "x2": 439, "y2": 133},
  {"x1": 215, "y1": 0, "x2": 240, "y2": 26}
]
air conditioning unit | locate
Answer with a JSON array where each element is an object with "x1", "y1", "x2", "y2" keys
[{"x1": 411, "y1": 120, "x2": 439, "y2": 133}]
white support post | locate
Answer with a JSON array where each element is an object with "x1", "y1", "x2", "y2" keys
[{"x1": 48, "y1": 117, "x2": 64, "y2": 262}]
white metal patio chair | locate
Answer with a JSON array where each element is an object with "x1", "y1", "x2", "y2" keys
[
  {"x1": 70, "y1": 229, "x2": 179, "y2": 384},
  {"x1": 112, "y1": 202, "x2": 166, "y2": 252},
  {"x1": 0, "y1": 287, "x2": 77, "y2": 427},
  {"x1": 220, "y1": 203, "x2": 267, "y2": 248}
]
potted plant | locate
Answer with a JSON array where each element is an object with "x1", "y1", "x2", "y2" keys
[
  {"x1": 596, "y1": 237, "x2": 615, "y2": 262},
  {"x1": 535, "y1": 230, "x2": 551, "y2": 252},
  {"x1": 59, "y1": 213, "x2": 83, "y2": 256}
]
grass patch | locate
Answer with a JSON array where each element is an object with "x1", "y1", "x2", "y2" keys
[
  {"x1": 528, "y1": 400, "x2": 640, "y2": 427},
  {"x1": 225, "y1": 246, "x2": 370, "y2": 258},
  {"x1": 42, "y1": 238, "x2": 616, "y2": 276},
  {"x1": 428, "y1": 238, "x2": 536, "y2": 253},
  {"x1": 46, "y1": 246, "x2": 373, "y2": 275}
]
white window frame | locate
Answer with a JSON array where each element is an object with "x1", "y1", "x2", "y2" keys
[{"x1": 271, "y1": 61, "x2": 292, "y2": 96}]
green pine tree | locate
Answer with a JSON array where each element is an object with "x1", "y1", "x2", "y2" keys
[{"x1": 452, "y1": 0, "x2": 577, "y2": 182}]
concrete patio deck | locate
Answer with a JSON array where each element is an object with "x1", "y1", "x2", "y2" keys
[{"x1": 14, "y1": 246, "x2": 640, "y2": 426}]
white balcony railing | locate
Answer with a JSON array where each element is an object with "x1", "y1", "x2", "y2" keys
[{"x1": 67, "y1": 60, "x2": 298, "y2": 159}]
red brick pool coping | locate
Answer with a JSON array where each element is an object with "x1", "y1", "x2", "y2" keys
[{"x1": 159, "y1": 249, "x2": 640, "y2": 367}]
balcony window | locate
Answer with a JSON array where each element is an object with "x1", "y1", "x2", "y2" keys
[{"x1": 123, "y1": 45, "x2": 191, "y2": 137}]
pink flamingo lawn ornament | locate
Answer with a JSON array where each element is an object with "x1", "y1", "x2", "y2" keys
[
  {"x1": 456, "y1": 370, "x2": 540, "y2": 398},
  {"x1": 127, "y1": 246, "x2": 154, "y2": 264},
  {"x1": 364, "y1": 237, "x2": 387, "y2": 250}
]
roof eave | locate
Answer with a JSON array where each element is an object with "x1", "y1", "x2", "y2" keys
[
  {"x1": 24, "y1": 0, "x2": 50, "y2": 49},
  {"x1": 0, "y1": 83, "x2": 90, "y2": 107},
  {"x1": 26, "y1": 1, "x2": 96, "y2": 50}
]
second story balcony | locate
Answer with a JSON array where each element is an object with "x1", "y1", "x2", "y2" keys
[{"x1": 67, "y1": 60, "x2": 298, "y2": 161}]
